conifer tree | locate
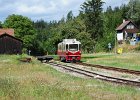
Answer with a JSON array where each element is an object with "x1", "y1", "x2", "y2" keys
[{"x1": 81, "y1": 0, "x2": 104, "y2": 41}]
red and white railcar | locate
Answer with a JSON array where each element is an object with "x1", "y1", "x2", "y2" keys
[{"x1": 57, "y1": 39, "x2": 81, "y2": 62}]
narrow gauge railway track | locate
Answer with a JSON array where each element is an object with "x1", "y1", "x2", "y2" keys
[
  {"x1": 76, "y1": 62, "x2": 140, "y2": 75},
  {"x1": 48, "y1": 62, "x2": 140, "y2": 87}
]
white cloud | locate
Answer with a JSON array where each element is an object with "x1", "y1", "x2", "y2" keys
[
  {"x1": 61, "y1": 0, "x2": 69, "y2": 6},
  {"x1": 17, "y1": 2, "x2": 57, "y2": 15},
  {"x1": 16, "y1": 5, "x2": 45, "y2": 14},
  {"x1": 0, "y1": 0, "x2": 129, "y2": 22}
]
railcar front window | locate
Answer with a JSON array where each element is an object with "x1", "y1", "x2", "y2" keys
[{"x1": 69, "y1": 44, "x2": 78, "y2": 51}]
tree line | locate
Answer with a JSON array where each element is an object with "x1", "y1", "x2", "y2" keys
[{"x1": 0, "y1": 0, "x2": 140, "y2": 55}]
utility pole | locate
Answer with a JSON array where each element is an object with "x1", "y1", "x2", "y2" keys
[{"x1": 115, "y1": 32, "x2": 117, "y2": 54}]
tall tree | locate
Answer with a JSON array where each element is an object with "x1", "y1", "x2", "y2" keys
[
  {"x1": 32, "y1": 19, "x2": 52, "y2": 55},
  {"x1": 127, "y1": 0, "x2": 140, "y2": 28},
  {"x1": 120, "y1": 4, "x2": 129, "y2": 19},
  {"x1": 66, "y1": 11, "x2": 74, "y2": 21},
  {"x1": 81, "y1": 0, "x2": 104, "y2": 41},
  {"x1": 3, "y1": 14, "x2": 35, "y2": 50}
]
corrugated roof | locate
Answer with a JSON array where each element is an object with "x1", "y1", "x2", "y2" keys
[
  {"x1": 0, "y1": 28, "x2": 14, "y2": 36},
  {"x1": 116, "y1": 21, "x2": 131, "y2": 31}
]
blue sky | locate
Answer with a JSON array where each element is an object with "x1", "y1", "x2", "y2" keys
[{"x1": 0, "y1": 0, "x2": 129, "y2": 22}]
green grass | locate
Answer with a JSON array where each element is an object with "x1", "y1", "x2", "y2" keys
[
  {"x1": 82, "y1": 53, "x2": 140, "y2": 71},
  {"x1": 0, "y1": 54, "x2": 140, "y2": 100}
]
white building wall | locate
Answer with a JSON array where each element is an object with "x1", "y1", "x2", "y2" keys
[{"x1": 117, "y1": 33, "x2": 123, "y2": 40}]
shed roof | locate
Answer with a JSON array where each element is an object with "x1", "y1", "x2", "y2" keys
[
  {"x1": 116, "y1": 21, "x2": 131, "y2": 31},
  {"x1": 0, "y1": 28, "x2": 14, "y2": 36},
  {"x1": 0, "y1": 33, "x2": 22, "y2": 42}
]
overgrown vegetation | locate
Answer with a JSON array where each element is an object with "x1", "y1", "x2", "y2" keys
[
  {"x1": 82, "y1": 53, "x2": 140, "y2": 71},
  {"x1": 3, "y1": 14, "x2": 35, "y2": 51},
  {"x1": 0, "y1": 55, "x2": 140, "y2": 99},
  {"x1": 1, "y1": 0, "x2": 140, "y2": 55}
]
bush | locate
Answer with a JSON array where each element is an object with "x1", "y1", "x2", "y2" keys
[{"x1": 94, "y1": 43, "x2": 105, "y2": 53}]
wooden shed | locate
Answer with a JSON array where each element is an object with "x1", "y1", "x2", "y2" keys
[{"x1": 0, "y1": 33, "x2": 23, "y2": 54}]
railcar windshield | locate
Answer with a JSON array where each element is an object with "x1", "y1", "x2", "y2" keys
[{"x1": 69, "y1": 44, "x2": 78, "y2": 51}]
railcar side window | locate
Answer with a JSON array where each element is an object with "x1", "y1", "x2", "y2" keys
[
  {"x1": 66, "y1": 44, "x2": 68, "y2": 51},
  {"x1": 69, "y1": 44, "x2": 78, "y2": 51}
]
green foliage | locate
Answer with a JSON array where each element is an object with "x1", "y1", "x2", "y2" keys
[
  {"x1": 77, "y1": 31, "x2": 94, "y2": 53},
  {"x1": 81, "y1": 0, "x2": 104, "y2": 42},
  {"x1": 32, "y1": 19, "x2": 59, "y2": 55},
  {"x1": 31, "y1": 0, "x2": 140, "y2": 54},
  {"x1": 3, "y1": 14, "x2": 35, "y2": 49},
  {"x1": 127, "y1": 0, "x2": 140, "y2": 20},
  {"x1": 131, "y1": 0, "x2": 140, "y2": 28},
  {"x1": 2, "y1": 0, "x2": 140, "y2": 55},
  {"x1": 66, "y1": 11, "x2": 73, "y2": 21}
]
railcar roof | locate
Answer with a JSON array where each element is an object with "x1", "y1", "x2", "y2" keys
[{"x1": 61, "y1": 39, "x2": 81, "y2": 44}]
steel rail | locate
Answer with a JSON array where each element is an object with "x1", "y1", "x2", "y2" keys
[
  {"x1": 48, "y1": 62, "x2": 140, "y2": 87},
  {"x1": 76, "y1": 62, "x2": 140, "y2": 75}
]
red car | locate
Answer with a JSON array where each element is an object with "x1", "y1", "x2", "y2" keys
[{"x1": 57, "y1": 39, "x2": 81, "y2": 62}]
